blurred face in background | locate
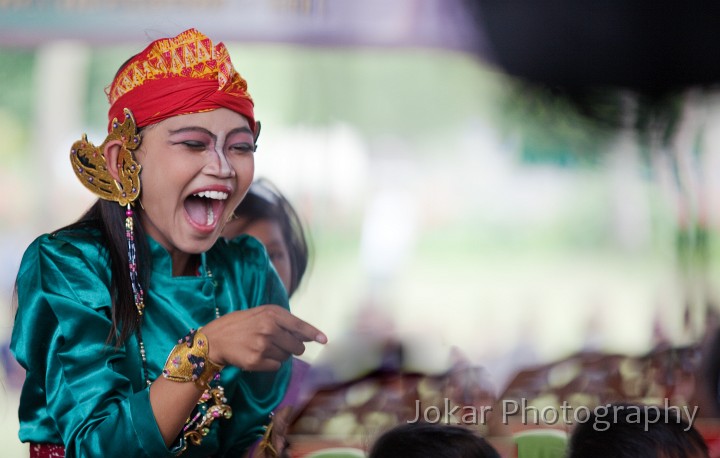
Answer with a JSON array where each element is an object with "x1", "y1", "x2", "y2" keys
[{"x1": 224, "y1": 217, "x2": 292, "y2": 294}]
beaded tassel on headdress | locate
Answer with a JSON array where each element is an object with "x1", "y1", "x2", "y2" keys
[
  {"x1": 125, "y1": 204, "x2": 144, "y2": 316},
  {"x1": 125, "y1": 203, "x2": 150, "y2": 385}
]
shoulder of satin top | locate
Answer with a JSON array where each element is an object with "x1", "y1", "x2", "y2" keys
[
  {"x1": 19, "y1": 228, "x2": 108, "y2": 279},
  {"x1": 211, "y1": 234, "x2": 271, "y2": 269},
  {"x1": 15, "y1": 229, "x2": 113, "y2": 320}
]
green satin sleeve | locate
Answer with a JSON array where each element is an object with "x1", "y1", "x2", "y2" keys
[{"x1": 11, "y1": 233, "x2": 174, "y2": 458}]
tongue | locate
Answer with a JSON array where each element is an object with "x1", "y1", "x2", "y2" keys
[{"x1": 185, "y1": 197, "x2": 211, "y2": 226}]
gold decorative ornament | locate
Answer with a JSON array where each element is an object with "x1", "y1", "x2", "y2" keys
[
  {"x1": 163, "y1": 329, "x2": 225, "y2": 391},
  {"x1": 70, "y1": 108, "x2": 142, "y2": 206},
  {"x1": 163, "y1": 329, "x2": 231, "y2": 455},
  {"x1": 257, "y1": 414, "x2": 279, "y2": 458},
  {"x1": 181, "y1": 386, "x2": 233, "y2": 453}
]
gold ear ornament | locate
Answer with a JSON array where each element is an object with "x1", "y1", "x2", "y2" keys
[{"x1": 70, "y1": 108, "x2": 142, "y2": 206}]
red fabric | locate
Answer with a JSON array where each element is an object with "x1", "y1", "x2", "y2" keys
[
  {"x1": 107, "y1": 77, "x2": 255, "y2": 132},
  {"x1": 105, "y1": 28, "x2": 256, "y2": 134},
  {"x1": 30, "y1": 444, "x2": 65, "y2": 458}
]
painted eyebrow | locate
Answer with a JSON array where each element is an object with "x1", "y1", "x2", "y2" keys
[{"x1": 167, "y1": 126, "x2": 254, "y2": 141}]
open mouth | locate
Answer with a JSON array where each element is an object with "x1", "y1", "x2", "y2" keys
[{"x1": 184, "y1": 190, "x2": 229, "y2": 229}]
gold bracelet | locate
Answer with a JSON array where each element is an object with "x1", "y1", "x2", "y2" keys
[{"x1": 162, "y1": 328, "x2": 224, "y2": 391}]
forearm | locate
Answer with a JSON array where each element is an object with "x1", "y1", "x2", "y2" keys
[{"x1": 149, "y1": 377, "x2": 205, "y2": 446}]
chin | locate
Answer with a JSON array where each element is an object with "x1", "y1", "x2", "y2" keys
[{"x1": 182, "y1": 234, "x2": 221, "y2": 254}]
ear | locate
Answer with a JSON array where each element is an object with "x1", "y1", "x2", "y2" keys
[
  {"x1": 253, "y1": 120, "x2": 261, "y2": 152},
  {"x1": 103, "y1": 140, "x2": 124, "y2": 183}
]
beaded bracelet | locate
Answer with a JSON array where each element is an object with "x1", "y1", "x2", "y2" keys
[
  {"x1": 180, "y1": 385, "x2": 233, "y2": 453},
  {"x1": 162, "y1": 328, "x2": 224, "y2": 391}
]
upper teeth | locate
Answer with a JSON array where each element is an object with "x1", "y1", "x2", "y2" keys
[{"x1": 193, "y1": 190, "x2": 228, "y2": 200}]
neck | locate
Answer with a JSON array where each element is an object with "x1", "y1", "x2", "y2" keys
[
  {"x1": 170, "y1": 251, "x2": 200, "y2": 277},
  {"x1": 138, "y1": 211, "x2": 202, "y2": 277}
]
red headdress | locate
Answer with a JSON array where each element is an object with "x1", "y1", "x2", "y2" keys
[{"x1": 106, "y1": 28, "x2": 256, "y2": 134}]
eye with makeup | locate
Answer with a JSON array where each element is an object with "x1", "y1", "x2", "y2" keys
[
  {"x1": 226, "y1": 133, "x2": 255, "y2": 155},
  {"x1": 226, "y1": 142, "x2": 254, "y2": 154},
  {"x1": 178, "y1": 140, "x2": 207, "y2": 150},
  {"x1": 167, "y1": 127, "x2": 255, "y2": 155},
  {"x1": 169, "y1": 132, "x2": 211, "y2": 151}
]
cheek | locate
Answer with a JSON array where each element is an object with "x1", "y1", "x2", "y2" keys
[
  {"x1": 233, "y1": 155, "x2": 255, "y2": 182},
  {"x1": 140, "y1": 164, "x2": 173, "y2": 203},
  {"x1": 278, "y1": 265, "x2": 293, "y2": 293},
  {"x1": 138, "y1": 163, "x2": 190, "y2": 217},
  {"x1": 280, "y1": 260, "x2": 293, "y2": 279},
  {"x1": 276, "y1": 256, "x2": 293, "y2": 287},
  {"x1": 228, "y1": 160, "x2": 254, "y2": 207}
]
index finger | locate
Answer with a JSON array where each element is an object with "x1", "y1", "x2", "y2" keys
[{"x1": 276, "y1": 312, "x2": 327, "y2": 344}]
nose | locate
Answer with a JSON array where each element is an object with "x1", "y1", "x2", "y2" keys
[{"x1": 206, "y1": 147, "x2": 236, "y2": 178}]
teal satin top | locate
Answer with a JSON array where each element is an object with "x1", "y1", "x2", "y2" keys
[{"x1": 10, "y1": 228, "x2": 291, "y2": 457}]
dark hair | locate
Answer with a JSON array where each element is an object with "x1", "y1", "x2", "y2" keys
[
  {"x1": 13, "y1": 56, "x2": 149, "y2": 347},
  {"x1": 368, "y1": 423, "x2": 500, "y2": 458},
  {"x1": 232, "y1": 178, "x2": 309, "y2": 296},
  {"x1": 567, "y1": 403, "x2": 709, "y2": 458},
  {"x1": 53, "y1": 199, "x2": 150, "y2": 346}
]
